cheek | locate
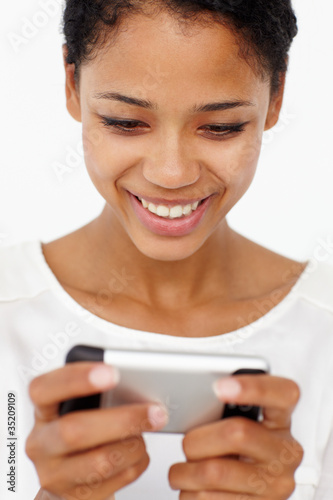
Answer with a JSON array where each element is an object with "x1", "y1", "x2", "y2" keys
[
  {"x1": 218, "y1": 132, "x2": 262, "y2": 190},
  {"x1": 207, "y1": 135, "x2": 262, "y2": 218},
  {"x1": 82, "y1": 123, "x2": 105, "y2": 168},
  {"x1": 81, "y1": 122, "x2": 131, "y2": 183}
]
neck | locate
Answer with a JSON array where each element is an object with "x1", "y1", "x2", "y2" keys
[{"x1": 82, "y1": 204, "x2": 247, "y2": 309}]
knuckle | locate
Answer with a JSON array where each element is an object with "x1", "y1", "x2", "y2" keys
[
  {"x1": 141, "y1": 452, "x2": 150, "y2": 471},
  {"x1": 293, "y1": 440, "x2": 304, "y2": 465},
  {"x1": 123, "y1": 456, "x2": 148, "y2": 483},
  {"x1": 25, "y1": 432, "x2": 39, "y2": 460},
  {"x1": 278, "y1": 476, "x2": 296, "y2": 497},
  {"x1": 199, "y1": 459, "x2": 225, "y2": 485},
  {"x1": 39, "y1": 475, "x2": 54, "y2": 492},
  {"x1": 37, "y1": 465, "x2": 59, "y2": 492},
  {"x1": 227, "y1": 418, "x2": 248, "y2": 445},
  {"x1": 28, "y1": 377, "x2": 43, "y2": 405},
  {"x1": 108, "y1": 447, "x2": 127, "y2": 468},
  {"x1": 91, "y1": 447, "x2": 114, "y2": 470},
  {"x1": 122, "y1": 465, "x2": 137, "y2": 484},
  {"x1": 57, "y1": 415, "x2": 82, "y2": 447},
  {"x1": 289, "y1": 383, "x2": 301, "y2": 406}
]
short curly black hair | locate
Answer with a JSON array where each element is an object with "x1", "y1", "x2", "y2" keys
[{"x1": 61, "y1": 0, "x2": 298, "y2": 96}]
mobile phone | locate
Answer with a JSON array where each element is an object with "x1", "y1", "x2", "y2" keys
[{"x1": 59, "y1": 344, "x2": 269, "y2": 433}]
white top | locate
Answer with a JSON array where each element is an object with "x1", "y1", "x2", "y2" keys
[{"x1": 1, "y1": 239, "x2": 333, "y2": 500}]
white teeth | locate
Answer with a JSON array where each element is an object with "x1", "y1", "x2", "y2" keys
[
  {"x1": 148, "y1": 203, "x2": 157, "y2": 214},
  {"x1": 182, "y1": 204, "x2": 192, "y2": 215},
  {"x1": 138, "y1": 197, "x2": 202, "y2": 219},
  {"x1": 156, "y1": 205, "x2": 170, "y2": 217},
  {"x1": 169, "y1": 205, "x2": 184, "y2": 219}
]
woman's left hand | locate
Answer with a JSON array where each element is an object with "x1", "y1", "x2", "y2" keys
[{"x1": 168, "y1": 374, "x2": 304, "y2": 500}]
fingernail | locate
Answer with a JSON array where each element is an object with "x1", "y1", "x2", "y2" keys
[
  {"x1": 89, "y1": 365, "x2": 120, "y2": 389},
  {"x1": 148, "y1": 404, "x2": 169, "y2": 429},
  {"x1": 213, "y1": 377, "x2": 242, "y2": 399}
]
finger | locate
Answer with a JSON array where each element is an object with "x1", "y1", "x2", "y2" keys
[
  {"x1": 182, "y1": 417, "x2": 285, "y2": 463},
  {"x1": 213, "y1": 375, "x2": 301, "y2": 429},
  {"x1": 62, "y1": 453, "x2": 150, "y2": 500},
  {"x1": 29, "y1": 403, "x2": 168, "y2": 456},
  {"x1": 169, "y1": 457, "x2": 266, "y2": 495},
  {"x1": 29, "y1": 362, "x2": 120, "y2": 422},
  {"x1": 35, "y1": 437, "x2": 148, "y2": 492}
]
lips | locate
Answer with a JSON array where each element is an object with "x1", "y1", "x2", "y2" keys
[
  {"x1": 128, "y1": 191, "x2": 213, "y2": 237},
  {"x1": 128, "y1": 190, "x2": 207, "y2": 207}
]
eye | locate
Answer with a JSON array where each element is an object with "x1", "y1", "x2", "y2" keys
[
  {"x1": 199, "y1": 122, "x2": 249, "y2": 138},
  {"x1": 100, "y1": 117, "x2": 249, "y2": 139},
  {"x1": 100, "y1": 118, "x2": 147, "y2": 134}
]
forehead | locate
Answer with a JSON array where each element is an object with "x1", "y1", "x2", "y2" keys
[{"x1": 80, "y1": 11, "x2": 268, "y2": 105}]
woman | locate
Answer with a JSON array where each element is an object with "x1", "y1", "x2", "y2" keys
[{"x1": 1, "y1": 1, "x2": 333, "y2": 499}]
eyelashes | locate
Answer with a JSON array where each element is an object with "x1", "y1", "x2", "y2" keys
[
  {"x1": 99, "y1": 117, "x2": 249, "y2": 139},
  {"x1": 203, "y1": 123, "x2": 248, "y2": 137},
  {"x1": 101, "y1": 118, "x2": 142, "y2": 132}
]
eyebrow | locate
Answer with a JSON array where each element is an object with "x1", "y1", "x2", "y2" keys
[{"x1": 92, "y1": 91, "x2": 255, "y2": 113}]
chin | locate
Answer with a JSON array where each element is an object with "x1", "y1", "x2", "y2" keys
[{"x1": 132, "y1": 234, "x2": 207, "y2": 262}]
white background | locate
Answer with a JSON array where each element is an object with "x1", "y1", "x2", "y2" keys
[{"x1": 1, "y1": 0, "x2": 333, "y2": 263}]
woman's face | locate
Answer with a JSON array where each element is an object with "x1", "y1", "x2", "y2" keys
[{"x1": 65, "y1": 11, "x2": 283, "y2": 261}]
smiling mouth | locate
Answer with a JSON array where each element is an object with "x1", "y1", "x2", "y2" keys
[{"x1": 134, "y1": 195, "x2": 207, "y2": 219}]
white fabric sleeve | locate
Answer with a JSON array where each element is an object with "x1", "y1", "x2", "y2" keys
[{"x1": 313, "y1": 426, "x2": 333, "y2": 499}]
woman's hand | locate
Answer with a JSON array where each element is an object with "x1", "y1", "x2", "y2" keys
[
  {"x1": 26, "y1": 362, "x2": 169, "y2": 500},
  {"x1": 168, "y1": 374, "x2": 303, "y2": 500}
]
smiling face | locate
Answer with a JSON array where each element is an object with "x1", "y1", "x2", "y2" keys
[{"x1": 64, "y1": 11, "x2": 284, "y2": 262}]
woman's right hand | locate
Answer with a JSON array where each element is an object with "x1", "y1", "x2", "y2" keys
[{"x1": 25, "y1": 362, "x2": 169, "y2": 500}]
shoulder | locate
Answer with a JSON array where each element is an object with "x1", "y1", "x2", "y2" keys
[
  {"x1": 0, "y1": 239, "x2": 51, "y2": 301},
  {"x1": 294, "y1": 258, "x2": 333, "y2": 314}
]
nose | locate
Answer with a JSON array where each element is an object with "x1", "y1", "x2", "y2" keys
[{"x1": 142, "y1": 132, "x2": 200, "y2": 189}]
